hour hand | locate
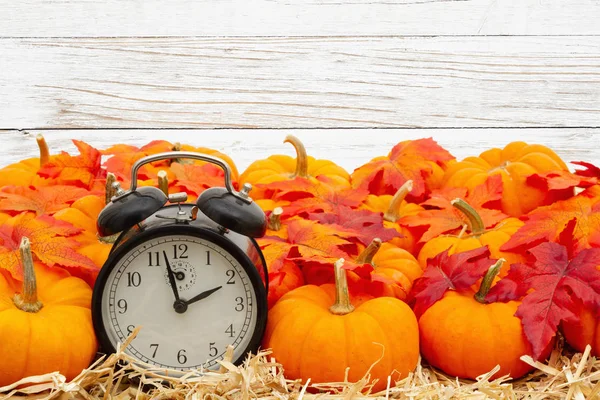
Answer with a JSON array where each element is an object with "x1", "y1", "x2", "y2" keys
[
  {"x1": 163, "y1": 251, "x2": 180, "y2": 302},
  {"x1": 185, "y1": 286, "x2": 222, "y2": 306}
]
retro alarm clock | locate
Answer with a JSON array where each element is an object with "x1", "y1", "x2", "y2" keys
[{"x1": 92, "y1": 151, "x2": 268, "y2": 372}]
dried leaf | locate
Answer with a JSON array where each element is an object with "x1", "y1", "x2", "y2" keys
[
  {"x1": 0, "y1": 185, "x2": 90, "y2": 216},
  {"x1": 38, "y1": 140, "x2": 103, "y2": 188}
]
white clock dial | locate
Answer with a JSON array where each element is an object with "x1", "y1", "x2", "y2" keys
[{"x1": 100, "y1": 234, "x2": 259, "y2": 370}]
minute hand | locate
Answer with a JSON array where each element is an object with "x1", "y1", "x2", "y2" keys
[
  {"x1": 163, "y1": 251, "x2": 180, "y2": 302},
  {"x1": 185, "y1": 286, "x2": 222, "y2": 306}
]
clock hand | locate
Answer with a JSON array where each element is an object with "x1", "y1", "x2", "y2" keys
[
  {"x1": 185, "y1": 286, "x2": 223, "y2": 306},
  {"x1": 163, "y1": 251, "x2": 182, "y2": 303}
]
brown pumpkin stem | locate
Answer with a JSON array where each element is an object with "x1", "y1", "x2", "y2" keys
[
  {"x1": 283, "y1": 135, "x2": 309, "y2": 178},
  {"x1": 268, "y1": 207, "x2": 283, "y2": 231},
  {"x1": 474, "y1": 258, "x2": 505, "y2": 304},
  {"x1": 105, "y1": 172, "x2": 117, "y2": 205},
  {"x1": 158, "y1": 170, "x2": 169, "y2": 196},
  {"x1": 13, "y1": 237, "x2": 43, "y2": 313},
  {"x1": 329, "y1": 258, "x2": 355, "y2": 315},
  {"x1": 451, "y1": 198, "x2": 485, "y2": 236},
  {"x1": 383, "y1": 180, "x2": 413, "y2": 222},
  {"x1": 36, "y1": 134, "x2": 50, "y2": 167},
  {"x1": 356, "y1": 238, "x2": 382, "y2": 265}
]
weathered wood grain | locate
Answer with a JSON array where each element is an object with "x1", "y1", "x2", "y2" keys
[
  {"x1": 1, "y1": 0, "x2": 599, "y2": 37},
  {"x1": 2, "y1": 37, "x2": 600, "y2": 130},
  {"x1": 3, "y1": 129, "x2": 598, "y2": 172}
]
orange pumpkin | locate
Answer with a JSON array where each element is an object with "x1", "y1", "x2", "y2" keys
[
  {"x1": 264, "y1": 258, "x2": 419, "y2": 392},
  {"x1": 0, "y1": 134, "x2": 51, "y2": 187},
  {"x1": 442, "y1": 142, "x2": 571, "y2": 217},
  {"x1": 417, "y1": 199, "x2": 525, "y2": 276},
  {"x1": 239, "y1": 135, "x2": 350, "y2": 200},
  {"x1": 360, "y1": 180, "x2": 424, "y2": 254},
  {"x1": 419, "y1": 260, "x2": 544, "y2": 380},
  {"x1": 562, "y1": 302, "x2": 600, "y2": 357},
  {"x1": 0, "y1": 237, "x2": 97, "y2": 386},
  {"x1": 349, "y1": 238, "x2": 423, "y2": 301}
]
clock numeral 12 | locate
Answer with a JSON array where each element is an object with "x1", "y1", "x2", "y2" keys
[{"x1": 173, "y1": 244, "x2": 188, "y2": 259}]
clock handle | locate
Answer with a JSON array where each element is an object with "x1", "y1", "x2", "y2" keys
[{"x1": 126, "y1": 151, "x2": 251, "y2": 204}]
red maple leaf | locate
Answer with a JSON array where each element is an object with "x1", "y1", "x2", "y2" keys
[
  {"x1": 403, "y1": 175, "x2": 507, "y2": 242},
  {"x1": 410, "y1": 246, "x2": 496, "y2": 317},
  {"x1": 501, "y1": 186, "x2": 600, "y2": 254},
  {"x1": 0, "y1": 212, "x2": 99, "y2": 280},
  {"x1": 351, "y1": 138, "x2": 454, "y2": 201},
  {"x1": 527, "y1": 170, "x2": 597, "y2": 191},
  {"x1": 487, "y1": 236, "x2": 600, "y2": 360},
  {"x1": 308, "y1": 206, "x2": 402, "y2": 246},
  {"x1": 171, "y1": 163, "x2": 229, "y2": 197},
  {"x1": 573, "y1": 161, "x2": 600, "y2": 179},
  {"x1": 37, "y1": 140, "x2": 103, "y2": 189},
  {"x1": 0, "y1": 185, "x2": 91, "y2": 216}
]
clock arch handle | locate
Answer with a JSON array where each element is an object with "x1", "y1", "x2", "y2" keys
[{"x1": 128, "y1": 151, "x2": 252, "y2": 204}]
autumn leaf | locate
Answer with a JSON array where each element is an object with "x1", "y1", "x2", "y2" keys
[
  {"x1": 501, "y1": 186, "x2": 600, "y2": 254},
  {"x1": 487, "y1": 238, "x2": 600, "y2": 360},
  {"x1": 403, "y1": 175, "x2": 507, "y2": 242},
  {"x1": 0, "y1": 185, "x2": 91, "y2": 216},
  {"x1": 38, "y1": 140, "x2": 103, "y2": 188},
  {"x1": 308, "y1": 206, "x2": 402, "y2": 246},
  {"x1": 573, "y1": 161, "x2": 600, "y2": 179},
  {"x1": 410, "y1": 246, "x2": 496, "y2": 317},
  {"x1": 351, "y1": 138, "x2": 454, "y2": 201},
  {"x1": 526, "y1": 170, "x2": 597, "y2": 191},
  {"x1": 171, "y1": 162, "x2": 229, "y2": 196},
  {"x1": 0, "y1": 212, "x2": 98, "y2": 280}
]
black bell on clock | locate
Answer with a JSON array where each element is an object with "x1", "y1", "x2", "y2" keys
[{"x1": 93, "y1": 151, "x2": 268, "y2": 374}]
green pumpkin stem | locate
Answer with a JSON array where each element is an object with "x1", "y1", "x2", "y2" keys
[
  {"x1": 284, "y1": 135, "x2": 309, "y2": 178},
  {"x1": 13, "y1": 237, "x2": 43, "y2": 313},
  {"x1": 356, "y1": 238, "x2": 382, "y2": 265},
  {"x1": 36, "y1": 134, "x2": 50, "y2": 167},
  {"x1": 158, "y1": 170, "x2": 169, "y2": 196},
  {"x1": 268, "y1": 207, "x2": 283, "y2": 231},
  {"x1": 451, "y1": 198, "x2": 485, "y2": 236},
  {"x1": 474, "y1": 258, "x2": 505, "y2": 304},
  {"x1": 383, "y1": 180, "x2": 413, "y2": 222},
  {"x1": 329, "y1": 258, "x2": 355, "y2": 315}
]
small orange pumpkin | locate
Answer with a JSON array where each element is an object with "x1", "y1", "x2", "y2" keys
[
  {"x1": 264, "y1": 258, "x2": 419, "y2": 392},
  {"x1": 417, "y1": 199, "x2": 525, "y2": 276},
  {"x1": 419, "y1": 260, "x2": 545, "y2": 380},
  {"x1": 0, "y1": 135, "x2": 51, "y2": 187},
  {"x1": 0, "y1": 237, "x2": 97, "y2": 386},
  {"x1": 562, "y1": 301, "x2": 600, "y2": 357},
  {"x1": 360, "y1": 180, "x2": 424, "y2": 254},
  {"x1": 239, "y1": 135, "x2": 350, "y2": 200},
  {"x1": 442, "y1": 142, "x2": 571, "y2": 217}
]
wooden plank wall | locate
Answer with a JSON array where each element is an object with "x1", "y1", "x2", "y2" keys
[{"x1": 1, "y1": 0, "x2": 599, "y2": 169}]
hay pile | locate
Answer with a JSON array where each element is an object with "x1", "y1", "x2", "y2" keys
[{"x1": 1, "y1": 333, "x2": 599, "y2": 400}]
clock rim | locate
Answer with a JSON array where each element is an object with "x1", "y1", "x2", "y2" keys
[{"x1": 91, "y1": 223, "x2": 268, "y2": 371}]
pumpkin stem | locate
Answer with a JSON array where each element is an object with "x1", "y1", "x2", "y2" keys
[
  {"x1": 329, "y1": 258, "x2": 355, "y2": 315},
  {"x1": 36, "y1": 134, "x2": 50, "y2": 167},
  {"x1": 13, "y1": 237, "x2": 43, "y2": 313},
  {"x1": 356, "y1": 238, "x2": 382, "y2": 265},
  {"x1": 451, "y1": 198, "x2": 485, "y2": 236},
  {"x1": 268, "y1": 207, "x2": 283, "y2": 231},
  {"x1": 105, "y1": 172, "x2": 117, "y2": 205},
  {"x1": 284, "y1": 135, "x2": 309, "y2": 178},
  {"x1": 383, "y1": 180, "x2": 413, "y2": 222},
  {"x1": 474, "y1": 258, "x2": 505, "y2": 304},
  {"x1": 158, "y1": 170, "x2": 169, "y2": 196}
]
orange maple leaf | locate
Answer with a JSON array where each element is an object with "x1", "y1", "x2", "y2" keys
[
  {"x1": 37, "y1": 140, "x2": 103, "y2": 189},
  {"x1": 0, "y1": 185, "x2": 91, "y2": 215},
  {"x1": 171, "y1": 163, "x2": 230, "y2": 197},
  {"x1": 0, "y1": 212, "x2": 98, "y2": 280},
  {"x1": 502, "y1": 185, "x2": 600, "y2": 254},
  {"x1": 351, "y1": 138, "x2": 454, "y2": 201}
]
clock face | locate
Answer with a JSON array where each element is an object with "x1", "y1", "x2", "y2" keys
[{"x1": 96, "y1": 232, "x2": 263, "y2": 371}]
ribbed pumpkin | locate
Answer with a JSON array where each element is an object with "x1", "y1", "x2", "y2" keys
[
  {"x1": 417, "y1": 199, "x2": 525, "y2": 276},
  {"x1": 239, "y1": 135, "x2": 350, "y2": 200},
  {"x1": 419, "y1": 260, "x2": 543, "y2": 380},
  {"x1": 349, "y1": 238, "x2": 423, "y2": 301},
  {"x1": 360, "y1": 180, "x2": 425, "y2": 254},
  {"x1": 264, "y1": 259, "x2": 419, "y2": 392},
  {"x1": 562, "y1": 302, "x2": 600, "y2": 357},
  {"x1": 441, "y1": 141, "x2": 571, "y2": 217},
  {"x1": 0, "y1": 135, "x2": 51, "y2": 187},
  {"x1": 0, "y1": 237, "x2": 97, "y2": 386}
]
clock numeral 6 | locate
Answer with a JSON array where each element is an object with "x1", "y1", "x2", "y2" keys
[
  {"x1": 177, "y1": 349, "x2": 187, "y2": 364},
  {"x1": 117, "y1": 299, "x2": 128, "y2": 314},
  {"x1": 209, "y1": 342, "x2": 218, "y2": 357},
  {"x1": 235, "y1": 296, "x2": 244, "y2": 312}
]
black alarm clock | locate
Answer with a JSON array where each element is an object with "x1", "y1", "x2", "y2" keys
[{"x1": 92, "y1": 151, "x2": 268, "y2": 373}]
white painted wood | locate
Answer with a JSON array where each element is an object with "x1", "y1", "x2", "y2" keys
[
  {"x1": 2, "y1": 37, "x2": 600, "y2": 130},
  {"x1": 2, "y1": 129, "x2": 598, "y2": 172},
  {"x1": 1, "y1": 0, "x2": 599, "y2": 37}
]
